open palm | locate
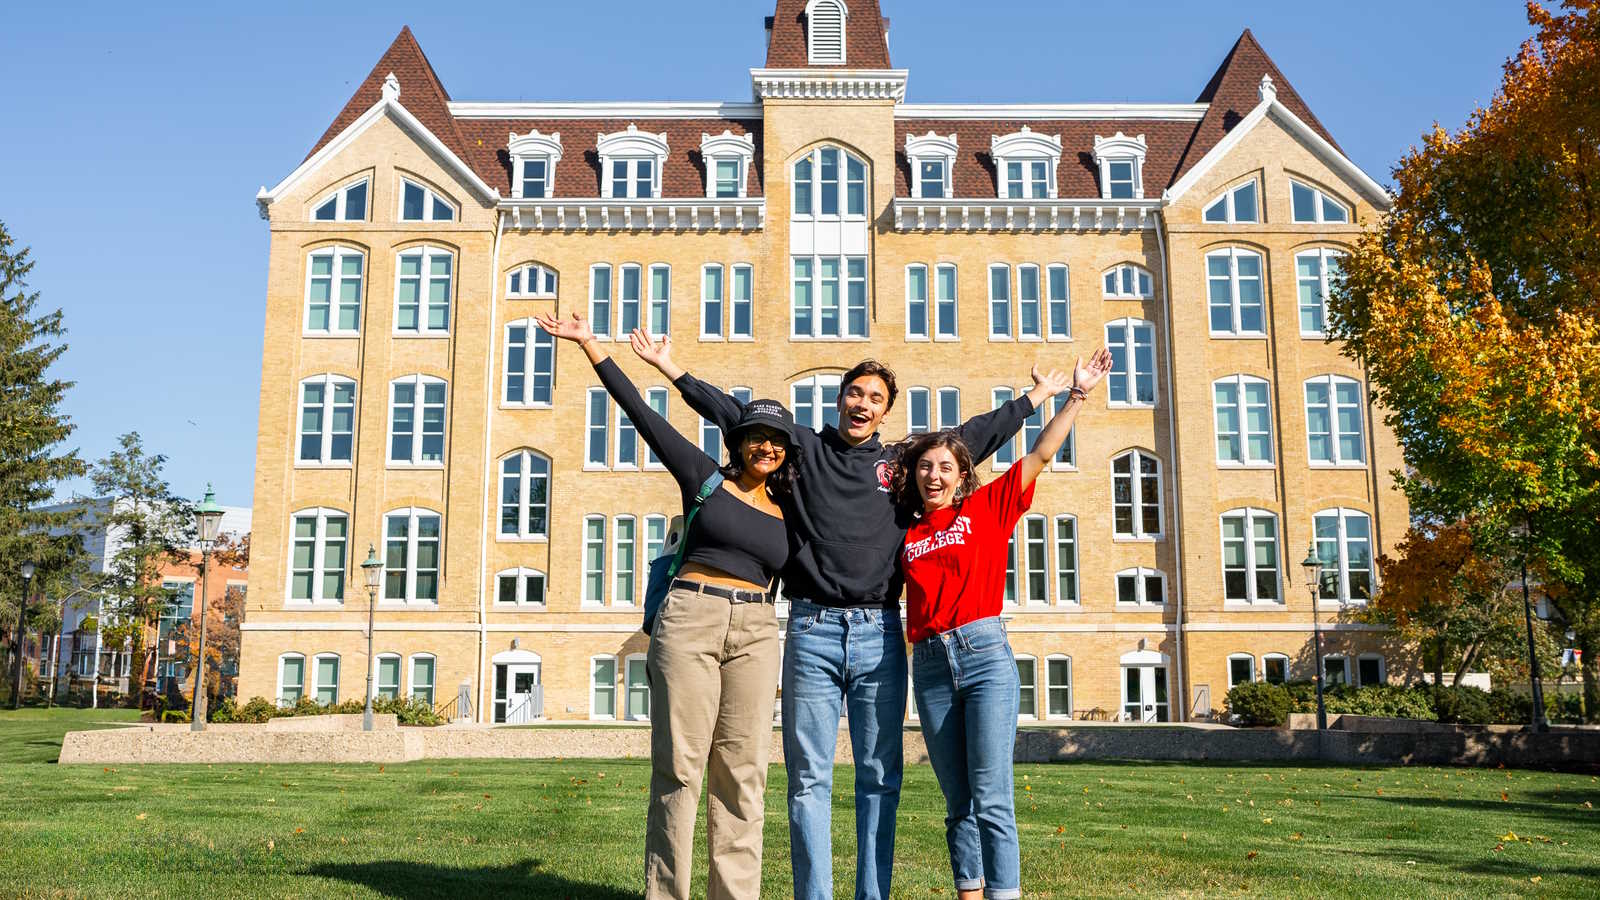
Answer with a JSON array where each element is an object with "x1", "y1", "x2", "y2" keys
[
  {"x1": 1075, "y1": 347, "x2": 1115, "y2": 393},
  {"x1": 534, "y1": 312, "x2": 593, "y2": 344}
]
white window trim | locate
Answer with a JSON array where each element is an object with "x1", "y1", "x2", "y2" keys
[
  {"x1": 805, "y1": 0, "x2": 848, "y2": 65},
  {"x1": 585, "y1": 387, "x2": 610, "y2": 471},
  {"x1": 935, "y1": 386, "x2": 961, "y2": 430},
  {"x1": 1014, "y1": 653, "x2": 1039, "y2": 719},
  {"x1": 397, "y1": 177, "x2": 457, "y2": 222},
  {"x1": 1045, "y1": 654, "x2": 1073, "y2": 720},
  {"x1": 1322, "y1": 653, "x2": 1351, "y2": 686},
  {"x1": 387, "y1": 374, "x2": 447, "y2": 468},
  {"x1": 590, "y1": 654, "x2": 618, "y2": 720},
  {"x1": 623, "y1": 653, "x2": 650, "y2": 721},
  {"x1": 1092, "y1": 132, "x2": 1147, "y2": 200},
  {"x1": 276, "y1": 652, "x2": 306, "y2": 707},
  {"x1": 1110, "y1": 449, "x2": 1163, "y2": 540},
  {"x1": 1296, "y1": 248, "x2": 1343, "y2": 339},
  {"x1": 589, "y1": 264, "x2": 614, "y2": 340},
  {"x1": 1105, "y1": 318, "x2": 1158, "y2": 408},
  {"x1": 1206, "y1": 247, "x2": 1267, "y2": 337},
  {"x1": 990, "y1": 387, "x2": 1018, "y2": 470},
  {"x1": 296, "y1": 374, "x2": 357, "y2": 468},
  {"x1": 644, "y1": 388, "x2": 668, "y2": 471},
  {"x1": 302, "y1": 245, "x2": 365, "y2": 337},
  {"x1": 729, "y1": 263, "x2": 755, "y2": 341},
  {"x1": 505, "y1": 262, "x2": 559, "y2": 299},
  {"x1": 1052, "y1": 514, "x2": 1080, "y2": 606},
  {"x1": 502, "y1": 320, "x2": 556, "y2": 409},
  {"x1": 699, "y1": 387, "x2": 753, "y2": 455},
  {"x1": 991, "y1": 127, "x2": 1062, "y2": 200},
  {"x1": 613, "y1": 399, "x2": 639, "y2": 471},
  {"x1": 791, "y1": 254, "x2": 870, "y2": 339},
  {"x1": 1220, "y1": 507, "x2": 1283, "y2": 605},
  {"x1": 905, "y1": 264, "x2": 930, "y2": 342},
  {"x1": 906, "y1": 386, "x2": 932, "y2": 434},
  {"x1": 1015, "y1": 263, "x2": 1044, "y2": 342},
  {"x1": 381, "y1": 507, "x2": 442, "y2": 605},
  {"x1": 646, "y1": 263, "x2": 672, "y2": 337},
  {"x1": 497, "y1": 449, "x2": 552, "y2": 542},
  {"x1": 581, "y1": 515, "x2": 607, "y2": 607},
  {"x1": 286, "y1": 507, "x2": 348, "y2": 605},
  {"x1": 1290, "y1": 178, "x2": 1351, "y2": 224},
  {"x1": 643, "y1": 514, "x2": 670, "y2": 568},
  {"x1": 1102, "y1": 263, "x2": 1154, "y2": 300},
  {"x1": 1304, "y1": 375, "x2": 1367, "y2": 468},
  {"x1": 1114, "y1": 567, "x2": 1166, "y2": 607},
  {"x1": 1212, "y1": 374, "x2": 1276, "y2": 467},
  {"x1": 1313, "y1": 507, "x2": 1376, "y2": 604},
  {"x1": 1047, "y1": 395, "x2": 1079, "y2": 471},
  {"x1": 597, "y1": 125, "x2": 668, "y2": 200},
  {"x1": 791, "y1": 374, "x2": 843, "y2": 433},
  {"x1": 1203, "y1": 179, "x2": 1260, "y2": 224},
  {"x1": 906, "y1": 131, "x2": 958, "y2": 200},
  {"x1": 611, "y1": 514, "x2": 639, "y2": 608},
  {"x1": 1356, "y1": 653, "x2": 1386, "y2": 687},
  {"x1": 1019, "y1": 514, "x2": 1050, "y2": 607},
  {"x1": 493, "y1": 567, "x2": 548, "y2": 607},
  {"x1": 1262, "y1": 652, "x2": 1291, "y2": 684},
  {"x1": 1045, "y1": 262, "x2": 1072, "y2": 341},
  {"x1": 700, "y1": 263, "x2": 726, "y2": 340},
  {"x1": 988, "y1": 263, "x2": 1013, "y2": 341},
  {"x1": 509, "y1": 129, "x2": 563, "y2": 200},
  {"x1": 310, "y1": 177, "x2": 369, "y2": 222},
  {"x1": 310, "y1": 652, "x2": 341, "y2": 705},
  {"x1": 393, "y1": 245, "x2": 454, "y2": 336},
  {"x1": 374, "y1": 652, "x2": 402, "y2": 699},
  {"x1": 407, "y1": 652, "x2": 437, "y2": 703},
  {"x1": 933, "y1": 263, "x2": 959, "y2": 341},
  {"x1": 791, "y1": 146, "x2": 869, "y2": 222},
  {"x1": 701, "y1": 130, "x2": 755, "y2": 200},
  {"x1": 1227, "y1": 653, "x2": 1256, "y2": 688}
]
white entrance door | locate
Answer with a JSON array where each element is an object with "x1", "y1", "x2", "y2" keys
[
  {"x1": 506, "y1": 663, "x2": 542, "y2": 724},
  {"x1": 1121, "y1": 665, "x2": 1170, "y2": 722}
]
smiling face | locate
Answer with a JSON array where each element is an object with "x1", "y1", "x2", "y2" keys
[
  {"x1": 916, "y1": 445, "x2": 966, "y2": 512},
  {"x1": 837, "y1": 374, "x2": 891, "y2": 444},
  {"x1": 738, "y1": 426, "x2": 789, "y2": 480}
]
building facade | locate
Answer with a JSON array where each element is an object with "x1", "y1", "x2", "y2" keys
[{"x1": 239, "y1": 0, "x2": 1408, "y2": 724}]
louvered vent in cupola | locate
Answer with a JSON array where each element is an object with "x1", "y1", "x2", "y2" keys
[{"x1": 806, "y1": 0, "x2": 847, "y2": 65}]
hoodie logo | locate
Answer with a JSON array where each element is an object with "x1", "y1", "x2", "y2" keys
[{"x1": 875, "y1": 459, "x2": 892, "y2": 493}]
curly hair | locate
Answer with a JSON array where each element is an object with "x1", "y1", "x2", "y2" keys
[
  {"x1": 890, "y1": 430, "x2": 981, "y2": 514},
  {"x1": 720, "y1": 436, "x2": 800, "y2": 499}
]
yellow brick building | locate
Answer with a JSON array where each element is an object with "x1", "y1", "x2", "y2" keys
[{"x1": 240, "y1": 0, "x2": 1408, "y2": 724}]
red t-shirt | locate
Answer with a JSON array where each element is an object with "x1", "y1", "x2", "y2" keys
[{"x1": 902, "y1": 464, "x2": 1036, "y2": 644}]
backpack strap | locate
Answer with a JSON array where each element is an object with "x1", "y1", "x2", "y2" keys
[{"x1": 667, "y1": 471, "x2": 723, "y2": 578}]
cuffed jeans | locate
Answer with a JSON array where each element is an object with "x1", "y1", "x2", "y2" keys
[
  {"x1": 781, "y1": 599, "x2": 907, "y2": 900},
  {"x1": 912, "y1": 616, "x2": 1021, "y2": 900}
]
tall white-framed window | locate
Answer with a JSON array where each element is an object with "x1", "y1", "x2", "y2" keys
[
  {"x1": 498, "y1": 450, "x2": 551, "y2": 540},
  {"x1": 1053, "y1": 515, "x2": 1079, "y2": 605},
  {"x1": 1213, "y1": 375, "x2": 1275, "y2": 466},
  {"x1": 700, "y1": 386, "x2": 753, "y2": 456},
  {"x1": 1092, "y1": 132, "x2": 1147, "y2": 199},
  {"x1": 701, "y1": 130, "x2": 755, "y2": 199},
  {"x1": 644, "y1": 515, "x2": 668, "y2": 565},
  {"x1": 1019, "y1": 514, "x2": 1049, "y2": 606},
  {"x1": 906, "y1": 387, "x2": 932, "y2": 434},
  {"x1": 409, "y1": 653, "x2": 436, "y2": 704},
  {"x1": 1296, "y1": 248, "x2": 1344, "y2": 337},
  {"x1": 1015, "y1": 655, "x2": 1038, "y2": 718},
  {"x1": 644, "y1": 388, "x2": 668, "y2": 470},
  {"x1": 303, "y1": 246, "x2": 364, "y2": 335},
  {"x1": 1046, "y1": 263, "x2": 1071, "y2": 340},
  {"x1": 598, "y1": 125, "x2": 668, "y2": 200},
  {"x1": 1220, "y1": 508, "x2": 1281, "y2": 604},
  {"x1": 1102, "y1": 263, "x2": 1153, "y2": 299},
  {"x1": 992, "y1": 127, "x2": 1061, "y2": 199},
  {"x1": 612, "y1": 516, "x2": 638, "y2": 607},
  {"x1": 805, "y1": 0, "x2": 848, "y2": 64},
  {"x1": 792, "y1": 374, "x2": 842, "y2": 432},
  {"x1": 792, "y1": 255, "x2": 868, "y2": 338},
  {"x1": 312, "y1": 653, "x2": 341, "y2": 705},
  {"x1": 1017, "y1": 264, "x2": 1043, "y2": 340},
  {"x1": 730, "y1": 264, "x2": 754, "y2": 339},
  {"x1": 297, "y1": 375, "x2": 356, "y2": 465},
  {"x1": 1262, "y1": 653, "x2": 1290, "y2": 684},
  {"x1": 614, "y1": 398, "x2": 639, "y2": 470},
  {"x1": 1115, "y1": 567, "x2": 1165, "y2": 606},
  {"x1": 1313, "y1": 508, "x2": 1374, "y2": 602},
  {"x1": 1357, "y1": 654, "x2": 1386, "y2": 687},
  {"x1": 383, "y1": 508, "x2": 441, "y2": 603},
  {"x1": 933, "y1": 264, "x2": 958, "y2": 339},
  {"x1": 590, "y1": 655, "x2": 617, "y2": 719},
  {"x1": 506, "y1": 262, "x2": 558, "y2": 299},
  {"x1": 494, "y1": 567, "x2": 547, "y2": 606},
  {"x1": 905, "y1": 264, "x2": 930, "y2": 340},
  {"x1": 312, "y1": 178, "x2": 369, "y2": 222},
  {"x1": 395, "y1": 246, "x2": 454, "y2": 334},
  {"x1": 375, "y1": 653, "x2": 402, "y2": 700},
  {"x1": 585, "y1": 388, "x2": 609, "y2": 468},
  {"x1": 906, "y1": 131, "x2": 957, "y2": 199},
  {"x1": 618, "y1": 264, "x2": 644, "y2": 335},
  {"x1": 1290, "y1": 179, "x2": 1350, "y2": 224},
  {"x1": 398, "y1": 177, "x2": 456, "y2": 222},
  {"x1": 288, "y1": 508, "x2": 346, "y2": 603},
  {"x1": 908, "y1": 263, "x2": 958, "y2": 340},
  {"x1": 792, "y1": 146, "x2": 867, "y2": 219},
  {"x1": 1203, "y1": 180, "x2": 1259, "y2": 223},
  {"x1": 277, "y1": 653, "x2": 305, "y2": 706},
  {"x1": 625, "y1": 654, "x2": 650, "y2": 720},
  {"x1": 504, "y1": 321, "x2": 556, "y2": 407},
  {"x1": 1305, "y1": 375, "x2": 1366, "y2": 466},
  {"x1": 589, "y1": 265, "x2": 613, "y2": 338},
  {"x1": 1227, "y1": 653, "x2": 1256, "y2": 688},
  {"x1": 509, "y1": 129, "x2": 562, "y2": 199},
  {"x1": 1105, "y1": 319, "x2": 1157, "y2": 407},
  {"x1": 582, "y1": 516, "x2": 607, "y2": 606},
  {"x1": 648, "y1": 264, "x2": 671, "y2": 336},
  {"x1": 988, "y1": 264, "x2": 1013, "y2": 339},
  {"x1": 1047, "y1": 395, "x2": 1078, "y2": 469},
  {"x1": 1046, "y1": 656, "x2": 1072, "y2": 719},
  {"x1": 388, "y1": 375, "x2": 447, "y2": 466},
  {"x1": 702, "y1": 264, "x2": 725, "y2": 339},
  {"x1": 1206, "y1": 248, "x2": 1266, "y2": 336},
  {"x1": 1111, "y1": 449, "x2": 1162, "y2": 539},
  {"x1": 991, "y1": 387, "x2": 1017, "y2": 467},
  {"x1": 936, "y1": 387, "x2": 961, "y2": 429}
]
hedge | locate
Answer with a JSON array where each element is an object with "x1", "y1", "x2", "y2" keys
[
  {"x1": 210, "y1": 694, "x2": 443, "y2": 726},
  {"x1": 1223, "y1": 681, "x2": 1583, "y2": 726}
]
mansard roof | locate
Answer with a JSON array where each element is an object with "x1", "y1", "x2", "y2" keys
[{"x1": 765, "y1": 0, "x2": 892, "y2": 68}]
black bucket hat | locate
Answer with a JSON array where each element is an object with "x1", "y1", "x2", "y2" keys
[{"x1": 726, "y1": 399, "x2": 796, "y2": 451}]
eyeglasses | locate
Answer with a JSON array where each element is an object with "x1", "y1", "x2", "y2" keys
[{"x1": 742, "y1": 433, "x2": 789, "y2": 450}]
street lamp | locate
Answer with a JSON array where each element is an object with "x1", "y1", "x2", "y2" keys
[
  {"x1": 1300, "y1": 544, "x2": 1327, "y2": 732},
  {"x1": 361, "y1": 545, "x2": 384, "y2": 732},
  {"x1": 12, "y1": 561, "x2": 36, "y2": 710},
  {"x1": 189, "y1": 485, "x2": 226, "y2": 731}
]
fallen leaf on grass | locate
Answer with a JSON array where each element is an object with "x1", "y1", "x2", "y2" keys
[
  {"x1": 135, "y1": 813, "x2": 147, "y2": 820},
  {"x1": 294, "y1": 828, "x2": 304, "y2": 834},
  {"x1": 1501, "y1": 792, "x2": 1510, "y2": 802},
  {"x1": 1262, "y1": 818, "x2": 1273, "y2": 825},
  {"x1": 267, "y1": 840, "x2": 275, "y2": 852},
  {"x1": 1531, "y1": 876, "x2": 1542, "y2": 884},
  {"x1": 1246, "y1": 851, "x2": 1258, "y2": 860},
  {"x1": 1055, "y1": 826, "x2": 1064, "y2": 834},
  {"x1": 1501, "y1": 831, "x2": 1519, "y2": 842},
  {"x1": 1288, "y1": 833, "x2": 1302, "y2": 842}
]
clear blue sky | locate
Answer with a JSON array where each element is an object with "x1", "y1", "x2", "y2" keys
[{"x1": 0, "y1": 0, "x2": 1534, "y2": 507}]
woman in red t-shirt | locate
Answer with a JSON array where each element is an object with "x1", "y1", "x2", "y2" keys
[{"x1": 892, "y1": 347, "x2": 1112, "y2": 900}]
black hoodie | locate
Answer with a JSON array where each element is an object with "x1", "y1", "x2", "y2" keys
[{"x1": 674, "y1": 372, "x2": 1035, "y2": 609}]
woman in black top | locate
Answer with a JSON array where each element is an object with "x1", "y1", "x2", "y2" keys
[{"x1": 537, "y1": 313, "x2": 794, "y2": 900}]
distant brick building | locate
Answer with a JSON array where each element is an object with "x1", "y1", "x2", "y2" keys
[{"x1": 240, "y1": 0, "x2": 1407, "y2": 724}]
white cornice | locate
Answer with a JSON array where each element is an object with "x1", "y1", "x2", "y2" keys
[
  {"x1": 750, "y1": 68, "x2": 909, "y2": 102},
  {"x1": 448, "y1": 101, "x2": 763, "y2": 119},
  {"x1": 891, "y1": 197, "x2": 1161, "y2": 232},
  {"x1": 500, "y1": 197, "x2": 765, "y2": 232},
  {"x1": 897, "y1": 103, "x2": 1208, "y2": 121}
]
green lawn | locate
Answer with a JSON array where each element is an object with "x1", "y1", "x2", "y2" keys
[
  {"x1": 2, "y1": 710, "x2": 1597, "y2": 898},
  {"x1": 0, "y1": 706, "x2": 142, "y2": 764}
]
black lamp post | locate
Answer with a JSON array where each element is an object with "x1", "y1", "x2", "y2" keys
[
  {"x1": 1300, "y1": 544, "x2": 1327, "y2": 731},
  {"x1": 12, "y1": 561, "x2": 35, "y2": 709},
  {"x1": 189, "y1": 485, "x2": 226, "y2": 731},
  {"x1": 361, "y1": 544, "x2": 384, "y2": 732}
]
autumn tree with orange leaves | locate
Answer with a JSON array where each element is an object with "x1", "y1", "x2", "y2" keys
[{"x1": 1332, "y1": 1, "x2": 1600, "y2": 719}]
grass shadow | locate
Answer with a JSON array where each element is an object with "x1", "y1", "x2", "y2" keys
[{"x1": 302, "y1": 858, "x2": 641, "y2": 900}]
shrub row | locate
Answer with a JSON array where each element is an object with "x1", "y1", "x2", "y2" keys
[
  {"x1": 1224, "y1": 681, "x2": 1583, "y2": 727},
  {"x1": 210, "y1": 694, "x2": 443, "y2": 726}
]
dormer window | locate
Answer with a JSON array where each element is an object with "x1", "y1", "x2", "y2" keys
[
  {"x1": 399, "y1": 178, "x2": 455, "y2": 222},
  {"x1": 509, "y1": 130, "x2": 563, "y2": 200},
  {"x1": 1092, "y1": 133, "x2": 1148, "y2": 200},
  {"x1": 905, "y1": 132, "x2": 957, "y2": 199},
  {"x1": 1290, "y1": 179, "x2": 1350, "y2": 223},
  {"x1": 598, "y1": 125, "x2": 669, "y2": 200},
  {"x1": 700, "y1": 131, "x2": 755, "y2": 199},
  {"x1": 806, "y1": 0, "x2": 847, "y2": 65},
  {"x1": 991, "y1": 128, "x2": 1062, "y2": 200},
  {"x1": 312, "y1": 178, "x2": 368, "y2": 222},
  {"x1": 1204, "y1": 180, "x2": 1259, "y2": 223}
]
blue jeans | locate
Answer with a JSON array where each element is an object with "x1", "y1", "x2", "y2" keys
[
  {"x1": 781, "y1": 599, "x2": 908, "y2": 900},
  {"x1": 912, "y1": 617, "x2": 1021, "y2": 900}
]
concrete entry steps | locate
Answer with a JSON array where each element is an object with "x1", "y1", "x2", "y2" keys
[{"x1": 57, "y1": 715, "x2": 1600, "y2": 771}]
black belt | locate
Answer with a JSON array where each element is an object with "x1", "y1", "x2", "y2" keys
[{"x1": 671, "y1": 578, "x2": 773, "y2": 605}]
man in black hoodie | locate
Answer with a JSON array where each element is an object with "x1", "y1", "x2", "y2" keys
[{"x1": 632, "y1": 330, "x2": 1064, "y2": 900}]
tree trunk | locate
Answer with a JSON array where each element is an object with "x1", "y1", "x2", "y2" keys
[
  {"x1": 1455, "y1": 638, "x2": 1483, "y2": 686},
  {"x1": 1580, "y1": 629, "x2": 1597, "y2": 724}
]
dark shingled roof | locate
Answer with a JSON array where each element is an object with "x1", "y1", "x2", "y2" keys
[
  {"x1": 765, "y1": 0, "x2": 892, "y2": 69},
  {"x1": 304, "y1": 27, "x2": 469, "y2": 168}
]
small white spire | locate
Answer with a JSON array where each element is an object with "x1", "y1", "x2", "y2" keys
[
  {"x1": 382, "y1": 72, "x2": 401, "y2": 102},
  {"x1": 1258, "y1": 73, "x2": 1276, "y2": 105}
]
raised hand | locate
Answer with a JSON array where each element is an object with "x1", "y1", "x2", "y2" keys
[
  {"x1": 1073, "y1": 347, "x2": 1115, "y2": 394},
  {"x1": 534, "y1": 312, "x2": 594, "y2": 345},
  {"x1": 1030, "y1": 363, "x2": 1073, "y2": 397},
  {"x1": 629, "y1": 328, "x2": 675, "y2": 371}
]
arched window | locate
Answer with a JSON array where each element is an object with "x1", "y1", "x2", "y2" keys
[
  {"x1": 905, "y1": 131, "x2": 957, "y2": 199},
  {"x1": 383, "y1": 508, "x2": 441, "y2": 603},
  {"x1": 992, "y1": 127, "x2": 1062, "y2": 200},
  {"x1": 398, "y1": 177, "x2": 456, "y2": 222},
  {"x1": 1290, "y1": 179, "x2": 1349, "y2": 224},
  {"x1": 311, "y1": 653, "x2": 341, "y2": 705},
  {"x1": 394, "y1": 246, "x2": 454, "y2": 334},
  {"x1": 1227, "y1": 653, "x2": 1256, "y2": 688},
  {"x1": 1296, "y1": 248, "x2": 1344, "y2": 337},
  {"x1": 408, "y1": 653, "x2": 437, "y2": 704},
  {"x1": 1212, "y1": 374, "x2": 1274, "y2": 465},
  {"x1": 1111, "y1": 450, "x2": 1162, "y2": 538},
  {"x1": 303, "y1": 245, "x2": 364, "y2": 335},
  {"x1": 1115, "y1": 567, "x2": 1166, "y2": 605},
  {"x1": 1102, "y1": 263, "x2": 1153, "y2": 299},
  {"x1": 624, "y1": 653, "x2": 650, "y2": 721},
  {"x1": 598, "y1": 125, "x2": 668, "y2": 200},
  {"x1": 1304, "y1": 375, "x2": 1366, "y2": 465},
  {"x1": 297, "y1": 375, "x2": 356, "y2": 465},
  {"x1": 1053, "y1": 515, "x2": 1079, "y2": 605},
  {"x1": 1206, "y1": 247, "x2": 1266, "y2": 335},
  {"x1": 1220, "y1": 508, "x2": 1281, "y2": 604},
  {"x1": 1018, "y1": 514, "x2": 1049, "y2": 606},
  {"x1": 508, "y1": 129, "x2": 562, "y2": 200},
  {"x1": 506, "y1": 262, "x2": 558, "y2": 299},
  {"x1": 792, "y1": 145, "x2": 866, "y2": 219},
  {"x1": 498, "y1": 450, "x2": 551, "y2": 540},
  {"x1": 590, "y1": 655, "x2": 618, "y2": 719},
  {"x1": 1203, "y1": 179, "x2": 1259, "y2": 223},
  {"x1": 805, "y1": 0, "x2": 847, "y2": 64},
  {"x1": 1046, "y1": 656, "x2": 1072, "y2": 719},
  {"x1": 1015, "y1": 654, "x2": 1038, "y2": 719},
  {"x1": 287, "y1": 507, "x2": 347, "y2": 603},
  {"x1": 311, "y1": 177, "x2": 368, "y2": 222},
  {"x1": 495, "y1": 567, "x2": 547, "y2": 606},
  {"x1": 277, "y1": 653, "x2": 305, "y2": 706},
  {"x1": 792, "y1": 374, "x2": 842, "y2": 432},
  {"x1": 1312, "y1": 508, "x2": 1374, "y2": 602},
  {"x1": 375, "y1": 652, "x2": 402, "y2": 699},
  {"x1": 388, "y1": 375, "x2": 447, "y2": 466},
  {"x1": 1104, "y1": 318, "x2": 1156, "y2": 406},
  {"x1": 1262, "y1": 653, "x2": 1290, "y2": 684}
]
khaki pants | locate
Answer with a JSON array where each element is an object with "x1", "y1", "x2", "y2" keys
[{"x1": 644, "y1": 585, "x2": 782, "y2": 900}]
